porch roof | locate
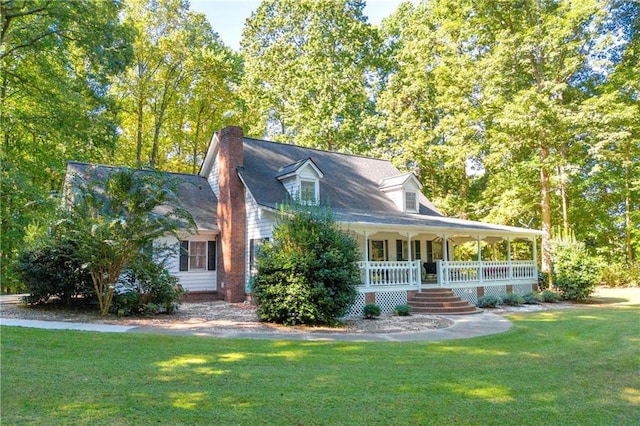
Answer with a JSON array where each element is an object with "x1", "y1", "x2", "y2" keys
[{"x1": 334, "y1": 209, "x2": 542, "y2": 239}]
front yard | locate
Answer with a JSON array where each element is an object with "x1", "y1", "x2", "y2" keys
[{"x1": 1, "y1": 304, "x2": 639, "y2": 425}]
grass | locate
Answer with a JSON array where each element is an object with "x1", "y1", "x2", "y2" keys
[{"x1": 2, "y1": 306, "x2": 639, "y2": 425}]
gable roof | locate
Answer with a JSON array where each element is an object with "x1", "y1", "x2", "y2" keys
[
  {"x1": 275, "y1": 158, "x2": 324, "y2": 180},
  {"x1": 237, "y1": 137, "x2": 442, "y2": 217},
  {"x1": 379, "y1": 172, "x2": 423, "y2": 191},
  {"x1": 65, "y1": 162, "x2": 218, "y2": 232}
]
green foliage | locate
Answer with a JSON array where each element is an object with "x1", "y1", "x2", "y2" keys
[
  {"x1": 599, "y1": 262, "x2": 640, "y2": 288},
  {"x1": 363, "y1": 303, "x2": 381, "y2": 319},
  {"x1": 111, "y1": 257, "x2": 186, "y2": 316},
  {"x1": 59, "y1": 167, "x2": 194, "y2": 315},
  {"x1": 476, "y1": 295, "x2": 501, "y2": 308},
  {"x1": 240, "y1": 0, "x2": 380, "y2": 152},
  {"x1": 394, "y1": 304, "x2": 412, "y2": 316},
  {"x1": 522, "y1": 292, "x2": 542, "y2": 304},
  {"x1": 16, "y1": 238, "x2": 94, "y2": 306},
  {"x1": 541, "y1": 290, "x2": 562, "y2": 303},
  {"x1": 252, "y1": 205, "x2": 360, "y2": 326},
  {"x1": 501, "y1": 293, "x2": 525, "y2": 306},
  {"x1": 0, "y1": 1, "x2": 134, "y2": 290},
  {"x1": 537, "y1": 271, "x2": 550, "y2": 291},
  {"x1": 551, "y1": 231, "x2": 603, "y2": 301}
]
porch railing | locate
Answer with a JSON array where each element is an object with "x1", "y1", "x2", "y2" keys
[
  {"x1": 439, "y1": 260, "x2": 537, "y2": 285},
  {"x1": 357, "y1": 260, "x2": 422, "y2": 287},
  {"x1": 356, "y1": 260, "x2": 537, "y2": 288}
]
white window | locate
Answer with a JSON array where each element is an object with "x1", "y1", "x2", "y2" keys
[
  {"x1": 189, "y1": 241, "x2": 207, "y2": 270},
  {"x1": 300, "y1": 179, "x2": 317, "y2": 204},
  {"x1": 405, "y1": 191, "x2": 417, "y2": 212},
  {"x1": 179, "y1": 240, "x2": 216, "y2": 272}
]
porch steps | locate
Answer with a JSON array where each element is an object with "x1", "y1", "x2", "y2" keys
[{"x1": 408, "y1": 288, "x2": 482, "y2": 315}]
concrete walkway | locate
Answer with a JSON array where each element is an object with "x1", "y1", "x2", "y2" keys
[{"x1": 0, "y1": 311, "x2": 512, "y2": 342}]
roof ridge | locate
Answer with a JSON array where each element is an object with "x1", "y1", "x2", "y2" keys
[
  {"x1": 66, "y1": 161, "x2": 205, "y2": 179},
  {"x1": 242, "y1": 137, "x2": 393, "y2": 163}
]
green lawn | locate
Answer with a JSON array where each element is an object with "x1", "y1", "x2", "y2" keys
[{"x1": 2, "y1": 306, "x2": 639, "y2": 425}]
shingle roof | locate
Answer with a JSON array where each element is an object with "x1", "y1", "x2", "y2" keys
[
  {"x1": 238, "y1": 137, "x2": 442, "y2": 216},
  {"x1": 236, "y1": 138, "x2": 542, "y2": 238},
  {"x1": 65, "y1": 162, "x2": 217, "y2": 231}
]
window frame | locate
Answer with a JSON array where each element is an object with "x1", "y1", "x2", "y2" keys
[
  {"x1": 179, "y1": 240, "x2": 216, "y2": 272},
  {"x1": 404, "y1": 191, "x2": 418, "y2": 212},
  {"x1": 299, "y1": 178, "x2": 318, "y2": 204}
]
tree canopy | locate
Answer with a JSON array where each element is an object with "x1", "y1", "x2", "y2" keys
[{"x1": 2, "y1": 0, "x2": 638, "y2": 291}]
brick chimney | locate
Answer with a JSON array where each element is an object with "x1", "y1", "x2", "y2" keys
[{"x1": 216, "y1": 126, "x2": 246, "y2": 303}]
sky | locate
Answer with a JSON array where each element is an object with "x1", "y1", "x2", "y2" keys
[{"x1": 189, "y1": 0, "x2": 408, "y2": 51}]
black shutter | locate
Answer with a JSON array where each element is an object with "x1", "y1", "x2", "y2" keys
[
  {"x1": 396, "y1": 240, "x2": 403, "y2": 261},
  {"x1": 179, "y1": 240, "x2": 189, "y2": 271},
  {"x1": 207, "y1": 241, "x2": 216, "y2": 271},
  {"x1": 414, "y1": 240, "x2": 421, "y2": 260}
]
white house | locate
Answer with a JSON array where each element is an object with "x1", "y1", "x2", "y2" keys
[{"x1": 66, "y1": 126, "x2": 543, "y2": 314}]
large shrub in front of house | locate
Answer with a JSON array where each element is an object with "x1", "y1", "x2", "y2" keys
[
  {"x1": 252, "y1": 205, "x2": 360, "y2": 326},
  {"x1": 17, "y1": 237, "x2": 94, "y2": 306},
  {"x1": 551, "y1": 231, "x2": 603, "y2": 301}
]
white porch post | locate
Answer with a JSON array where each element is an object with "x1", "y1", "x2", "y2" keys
[
  {"x1": 477, "y1": 236, "x2": 483, "y2": 284},
  {"x1": 407, "y1": 233, "x2": 413, "y2": 286},
  {"x1": 532, "y1": 236, "x2": 538, "y2": 280},
  {"x1": 363, "y1": 231, "x2": 370, "y2": 287},
  {"x1": 507, "y1": 237, "x2": 512, "y2": 280},
  {"x1": 442, "y1": 234, "x2": 448, "y2": 287}
]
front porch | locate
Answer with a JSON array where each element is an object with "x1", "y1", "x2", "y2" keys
[{"x1": 357, "y1": 259, "x2": 538, "y2": 290}]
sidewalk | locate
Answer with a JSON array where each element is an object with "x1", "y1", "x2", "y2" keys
[{"x1": 0, "y1": 311, "x2": 512, "y2": 342}]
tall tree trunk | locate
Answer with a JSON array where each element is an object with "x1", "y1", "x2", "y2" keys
[
  {"x1": 136, "y1": 97, "x2": 143, "y2": 167},
  {"x1": 558, "y1": 164, "x2": 569, "y2": 235},
  {"x1": 624, "y1": 141, "x2": 633, "y2": 263},
  {"x1": 540, "y1": 143, "x2": 553, "y2": 276}
]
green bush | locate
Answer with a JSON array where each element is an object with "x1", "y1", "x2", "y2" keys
[
  {"x1": 16, "y1": 238, "x2": 94, "y2": 306},
  {"x1": 394, "y1": 304, "x2": 412, "y2": 316},
  {"x1": 541, "y1": 290, "x2": 561, "y2": 303},
  {"x1": 111, "y1": 260, "x2": 186, "y2": 316},
  {"x1": 551, "y1": 234, "x2": 603, "y2": 301},
  {"x1": 599, "y1": 262, "x2": 640, "y2": 287},
  {"x1": 476, "y1": 295, "x2": 501, "y2": 308},
  {"x1": 522, "y1": 292, "x2": 542, "y2": 304},
  {"x1": 537, "y1": 271, "x2": 550, "y2": 291},
  {"x1": 253, "y1": 205, "x2": 360, "y2": 326},
  {"x1": 363, "y1": 303, "x2": 381, "y2": 319},
  {"x1": 502, "y1": 293, "x2": 525, "y2": 306}
]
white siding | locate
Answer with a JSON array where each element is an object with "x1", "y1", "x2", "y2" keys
[
  {"x1": 245, "y1": 189, "x2": 277, "y2": 290},
  {"x1": 207, "y1": 154, "x2": 220, "y2": 198},
  {"x1": 161, "y1": 234, "x2": 217, "y2": 293}
]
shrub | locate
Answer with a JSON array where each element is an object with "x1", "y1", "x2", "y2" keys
[
  {"x1": 394, "y1": 304, "x2": 412, "y2": 316},
  {"x1": 522, "y1": 292, "x2": 542, "y2": 304},
  {"x1": 253, "y1": 205, "x2": 360, "y2": 326},
  {"x1": 599, "y1": 262, "x2": 640, "y2": 288},
  {"x1": 476, "y1": 295, "x2": 501, "y2": 308},
  {"x1": 110, "y1": 259, "x2": 186, "y2": 316},
  {"x1": 541, "y1": 290, "x2": 561, "y2": 303},
  {"x1": 16, "y1": 238, "x2": 94, "y2": 306},
  {"x1": 551, "y1": 233, "x2": 603, "y2": 301},
  {"x1": 501, "y1": 293, "x2": 525, "y2": 306},
  {"x1": 363, "y1": 303, "x2": 381, "y2": 319},
  {"x1": 537, "y1": 271, "x2": 550, "y2": 291}
]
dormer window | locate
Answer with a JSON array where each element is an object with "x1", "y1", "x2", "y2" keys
[
  {"x1": 379, "y1": 172, "x2": 423, "y2": 213},
  {"x1": 405, "y1": 191, "x2": 417, "y2": 213},
  {"x1": 276, "y1": 158, "x2": 324, "y2": 205},
  {"x1": 300, "y1": 179, "x2": 318, "y2": 204}
]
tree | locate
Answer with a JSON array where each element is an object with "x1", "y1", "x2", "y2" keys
[
  {"x1": 59, "y1": 167, "x2": 194, "y2": 315},
  {"x1": 0, "y1": 0, "x2": 134, "y2": 291},
  {"x1": 111, "y1": 0, "x2": 243, "y2": 172},
  {"x1": 240, "y1": 0, "x2": 380, "y2": 152},
  {"x1": 252, "y1": 205, "x2": 360, "y2": 326}
]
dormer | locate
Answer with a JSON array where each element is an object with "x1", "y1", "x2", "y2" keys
[
  {"x1": 379, "y1": 173, "x2": 423, "y2": 213},
  {"x1": 276, "y1": 158, "x2": 324, "y2": 204}
]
